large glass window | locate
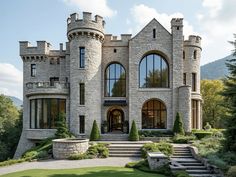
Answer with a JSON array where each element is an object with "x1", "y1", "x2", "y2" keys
[
  {"x1": 79, "y1": 47, "x2": 85, "y2": 68},
  {"x1": 142, "y1": 99, "x2": 167, "y2": 129},
  {"x1": 105, "y1": 63, "x2": 126, "y2": 97},
  {"x1": 139, "y1": 54, "x2": 169, "y2": 88},
  {"x1": 30, "y1": 98, "x2": 66, "y2": 129}
]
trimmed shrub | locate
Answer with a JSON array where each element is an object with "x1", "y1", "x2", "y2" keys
[
  {"x1": 172, "y1": 134, "x2": 196, "y2": 143},
  {"x1": 194, "y1": 132, "x2": 213, "y2": 139},
  {"x1": 141, "y1": 143, "x2": 159, "y2": 158},
  {"x1": 68, "y1": 153, "x2": 93, "y2": 160},
  {"x1": 0, "y1": 158, "x2": 27, "y2": 167},
  {"x1": 173, "y1": 112, "x2": 185, "y2": 135},
  {"x1": 227, "y1": 166, "x2": 236, "y2": 177},
  {"x1": 55, "y1": 113, "x2": 72, "y2": 138},
  {"x1": 141, "y1": 142, "x2": 173, "y2": 158},
  {"x1": 138, "y1": 130, "x2": 173, "y2": 137},
  {"x1": 156, "y1": 142, "x2": 173, "y2": 156},
  {"x1": 129, "y1": 120, "x2": 139, "y2": 141},
  {"x1": 90, "y1": 120, "x2": 101, "y2": 141}
]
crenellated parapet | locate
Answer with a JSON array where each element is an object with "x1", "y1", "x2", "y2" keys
[
  {"x1": 171, "y1": 18, "x2": 183, "y2": 28},
  {"x1": 184, "y1": 35, "x2": 201, "y2": 49},
  {"x1": 20, "y1": 41, "x2": 66, "y2": 62},
  {"x1": 67, "y1": 12, "x2": 105, "y2": 42},
  {"x1": 103, "y1": 34, "x2": 132, "y2": 46}
]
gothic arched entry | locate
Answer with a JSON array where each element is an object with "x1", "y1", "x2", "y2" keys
[{"x1": 107, "y1": 108, "x2": 124, "y2": 133}]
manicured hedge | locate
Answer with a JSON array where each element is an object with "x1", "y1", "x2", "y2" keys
[
  {"x1": 129, "y1": 120, "x2": 139, "y2": 141},
  {"x1": 139, "y1": 130, "x2": 173, "y2": 137},
  {"x1": 141, "y1": 142, "x2": 173, "y2": 158},
  {"x1": 194, "y1": 132, "x2": 213, "y2": 139}
]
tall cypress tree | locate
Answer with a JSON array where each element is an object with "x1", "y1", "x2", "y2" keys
[{"x1": 222, "y1": 34, "x2": 236, "y2": 152}]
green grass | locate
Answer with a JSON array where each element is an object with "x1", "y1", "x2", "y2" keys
[{"x1": 0, "y1": 167, "x2": 166, "y2": 177}]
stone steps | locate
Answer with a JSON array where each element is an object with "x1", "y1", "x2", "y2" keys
[
  {"x1": 171, "y1": 146, "x2": 217, "y2": 177},
  {"x1": 100, "y1": 134, "x2": 128, "y2": 141},
  {"x1": 106, "y1": 141, "x2": 150, "y2": 157}
]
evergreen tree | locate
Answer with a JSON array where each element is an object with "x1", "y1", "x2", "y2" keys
[
  {"x1": 55, "y1": 113, "x2": 71, "y2": 138},
  {"x1": 90, "y1": 120, "x2": 101, "y2": 141},
  {"x1": 222, "y1": 34, "x2": 236, "y2": 152},
  {"x1": 129, "y1": 120, "x2": 139, "y2": 141},
  {"x1": 173, "y1": 112, "x2": 185, "y2": 135}
]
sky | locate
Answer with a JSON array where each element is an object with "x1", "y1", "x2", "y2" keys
[{"x1": 0, "y1": 0, "x2": 235, "y2": 99}]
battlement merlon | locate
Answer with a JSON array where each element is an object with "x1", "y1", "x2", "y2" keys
[
  {"x1": 67, "y1": 12, "x2": 105, "y2": 36},
  {"x1": 19, "y1": 41, "x2": 66, "y2": 56},
  {"x1": 103, "y1": 34, "x2": 132, "y2": 47},
  {"x1": 184, "y1": 35, "x2": 202, "y2": 49},
  {"x1": 171, "y1": 18, "x2": 183, "y2": 27}
]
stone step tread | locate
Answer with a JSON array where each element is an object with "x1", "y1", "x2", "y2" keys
[
  {"x1": 109, "y1": 154, "x2": 141, "y2": 157},
  {"x1": 187, "y1": 169, "x2": 212, "y2": 173},
  {"x1": 172, "y1": 156, "x2": 193, "y2": 158},
  {"x1": 109, "y1": 151, "x2": 141, "y2": 154},
  {"x1": 185, "y1": 166, "x2": 207, "y2": 169},
  {"x1": 174, "y1": 150, "x2": 191, "y2": 152},
  {"x1": 171, "y1": 158, "x2": 199, "y2": 162},
  {"x1": 189, "y1": 174, "x2": 216, "y2": 177},
  {"x1": 109, "y1": 149, "x2": 141, "y2": 152},
  {"x1": 173, "y1": 153, "x2": 192, "y2": 155},
  {"x1": 181, "y1": 163, "x2": 205, "y2": 166}
]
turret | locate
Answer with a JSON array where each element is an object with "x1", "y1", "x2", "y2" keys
[{"x1": 67, "y1": 12, "x2": 105, "y2": 135}]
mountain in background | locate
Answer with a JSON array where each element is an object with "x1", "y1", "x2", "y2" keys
[
  {"x1": 8, "y1": 96, "x2": 23, "y2": 109},
  {"x1": 200, "y1": 54, "x2": 235, "y2": 80}
]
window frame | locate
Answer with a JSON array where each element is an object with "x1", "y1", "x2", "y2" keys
[
  {"x1": 79, "y1": 115, "x2": 85, "y2": 134},
  {"x1": 80, "y1": 83, "x2": 85, "y2": 105},
  {"x1": 31, "y1": 64, "x2": 36, "y2": 77},
  {"x1": 192, "y1": 73, "x2": 197, "y2": 91},
  {"x1": 139, "y1": 53, "x2": 169, "y2": 88},
  {"x1": 104, "y1": 62, "x2": 126, "y2": 97},
  {"x1": 79, "y1": 47, "x2": 85, "y2": 68}
]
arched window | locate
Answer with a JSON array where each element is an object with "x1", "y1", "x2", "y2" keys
[
  {"x1": 142, "y1": 99, "x2": 167, "y2": 129},
  {"x1": 193, "y1": 50, "x2": 197, "y2": 59},
  {"x1": 139, "y1": 53, "x2": 169, "y2": 88},
  {"x1": 105, "y1": 63, "x2": 126, "y2": 97}
]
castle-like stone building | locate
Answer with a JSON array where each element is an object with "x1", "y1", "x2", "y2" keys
[{"x1": 15, "y1": 12, "x2": 202, "y2": 157}]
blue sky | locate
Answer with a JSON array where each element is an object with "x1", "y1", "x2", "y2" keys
[{"x1": 0, "y1": 0, "x2": 235, "y2": 99}]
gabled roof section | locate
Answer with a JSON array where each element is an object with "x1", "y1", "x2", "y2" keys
[{"x1": 131, "y1": 18, "x2": 172, "y2": 41}]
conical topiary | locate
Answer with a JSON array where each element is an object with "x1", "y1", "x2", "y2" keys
[
  {"x1": 129, "y1": 120, "x2": 139, "y2": 141},
  {"x1": 90, "y1": 120, "x2": 101, "y2": 141},
  {"x1": 173, "y1": 112, "x2": 185, "y2": 135},
  {"x1": 55, "y1": 113, "x2": 72, "y2": 138}
]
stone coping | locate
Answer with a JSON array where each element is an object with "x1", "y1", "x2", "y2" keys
[
  {"x1": 148, "y1": 152, "x2": 167, "y2": 158},
  {"x1": 52, "y1": 138, "x2": 89, "y2": 143}
]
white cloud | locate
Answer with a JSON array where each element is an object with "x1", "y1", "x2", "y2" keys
[
  {"x1": 63, "y1": 0, "x2": 117, "y2": 17},
  {"x1": 197, "y1": 0, "x2": 236, "y2": 64},
  {"x1": 0, "y1": 63, "x2": 23, "y2": 99},
  {"x1": 128, "y1": 4, "x2": 197, "y2": 39}
]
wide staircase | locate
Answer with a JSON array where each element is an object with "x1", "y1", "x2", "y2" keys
[{"x1": 171, "y1": 146, "x2": 217, "y2": 177}]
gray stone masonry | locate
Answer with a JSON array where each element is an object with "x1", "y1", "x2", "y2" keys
[{"x1": 15, "y1": 11, "x2": 202, "y2": 158}]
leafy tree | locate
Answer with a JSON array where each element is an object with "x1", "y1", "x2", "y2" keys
[
  {"x1": 222, "y1": 35, "x2": 236, "y2": 152},
  {"x1": 201, "y1": 80, "x2": 227, "y2": 128},
  {"x1": 0, "y1": 94, "x2": 22, "y2": 161},
  {"x1": 129, "y1": 120, "x2": 139, "y2": 141},
  {"x1": 90, "y1": 120, "x2": 101, "y2": 141},
  {"x1": 111, "y1": 73, "x2": 126, "y2": 97},
  {"x1": 55, "y1": 113, "x2": 72, "y2": 138},
  {"x1": 173, "y1": 112, "x2": 185, "y2": 135}
]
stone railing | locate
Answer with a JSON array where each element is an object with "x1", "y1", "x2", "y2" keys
[{"x1": 25, "y1": 81, "x2": 69, "y2": 96}]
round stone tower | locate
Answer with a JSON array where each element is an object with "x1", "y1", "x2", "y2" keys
[
  {"x1": 183, "y1": 35, "x2": 201, "y2": 93},
  {"x1": 183, "y1": 35, "x2": 202, "y2": 130},
  {"x1": 67, "y1": 12, "x2": 105, "y2": 135}
]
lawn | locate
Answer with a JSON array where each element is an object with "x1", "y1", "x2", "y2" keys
[{"x1": 0, "y1": 166, "x2": 166, "y2": 177}]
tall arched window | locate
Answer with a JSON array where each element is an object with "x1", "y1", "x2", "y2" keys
[
  {"x1": 105, "y1": 63, "x2": 126, "y2": 97},
  {"x1": 139, "y1": 53, "x2": 169, "y2": 88},
  {"x1": 142, "y1": 99, "x2": 167, "y2": 129}
]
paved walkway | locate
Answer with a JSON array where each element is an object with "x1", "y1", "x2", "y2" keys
[{"x1": 0, "y1": 157, "x2": 140, "y2": 175}]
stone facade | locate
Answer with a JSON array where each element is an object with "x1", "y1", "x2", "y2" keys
[{"x1": 14, "y1": 11, "x2": 202, "y2": 158}]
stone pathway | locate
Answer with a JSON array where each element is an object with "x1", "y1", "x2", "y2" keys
[{"x1": 0, "y1": 157, "x2": 141, "y2": 175}]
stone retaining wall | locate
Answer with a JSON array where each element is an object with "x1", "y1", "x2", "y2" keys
[{"x1": 53, "y1": 139, "x2": 89, "y2": 159}]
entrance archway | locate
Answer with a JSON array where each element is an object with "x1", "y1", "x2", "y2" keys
[{"x1": 107, "y1": 109, "x2": 124, "y2": 133}]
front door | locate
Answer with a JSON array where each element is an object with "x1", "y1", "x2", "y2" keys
[{"x1": 108, "y1": 109, "x2": 124, "y2": 132}]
